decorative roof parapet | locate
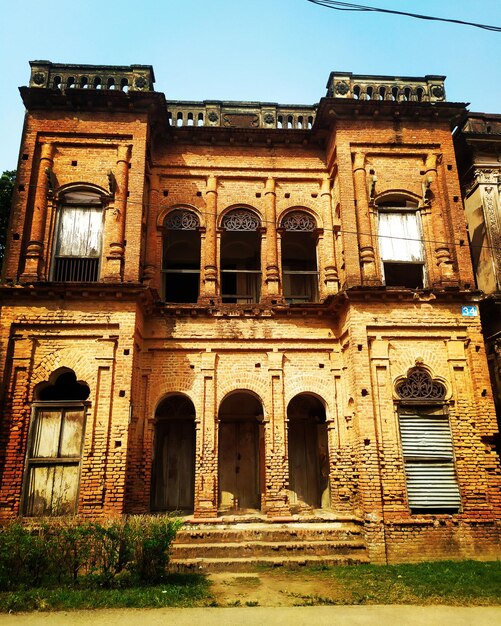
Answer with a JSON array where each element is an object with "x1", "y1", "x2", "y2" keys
[
  {"x1": 166, "y1": 100, "x2": 317, "y2": 129},
  {"x1": 326, "y1": 71, "x2": 446, "y2": 103},
  {"x1": 28, "y1": 60, "x2": 155, "y2": 92}
]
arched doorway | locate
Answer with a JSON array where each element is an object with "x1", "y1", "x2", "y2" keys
[
  {"x1": 287, "y1": 394, "x2": 329, "y2": 511},
  {"x1": 218, "y1": 392, "x2": 264, "y2": 512},
  {"x1": 151, "y1": 394, "x2": 196, "y2": 513}
]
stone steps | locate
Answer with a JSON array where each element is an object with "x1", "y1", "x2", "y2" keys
[
  {"x1": 170, "y1": 520, "x2": 368, "y2": 572},
  {"x1": 173, "y1": 539, "x2": 366, "y2": 559},
  {"x1": 170, "y1": 554, "x2": 368, "y2": 573}
]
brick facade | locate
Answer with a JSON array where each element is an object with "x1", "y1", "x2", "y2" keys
[{"x1": 0, "y1": 62, "x2": 499, "y2": 563}]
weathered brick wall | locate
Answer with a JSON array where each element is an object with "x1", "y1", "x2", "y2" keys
[{"x1": 0, "y1": 74, "x2": 499, "y2": 561}]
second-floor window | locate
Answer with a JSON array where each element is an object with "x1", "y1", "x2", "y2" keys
[
  {"x1": 378, "y1": 200, "x2": 425, "y2": 289},
  {"x1": 221, "y1": 209, "x2": 261, "y2": 303},
  {"x1": 280, "y1": 211, "x2": 319, "y2": 303},
  {"x1": 52, "y1": 190, "x2": 103, "y2": 282},
  {"x1": 162, "y1": 209, "x2": 201, "y2": 303}
]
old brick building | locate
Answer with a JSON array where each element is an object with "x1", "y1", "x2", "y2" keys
[
  {"x1": 454, "y1": 114, "x2": 501, "y2": 447},
  {"x1": 0, "y1": 61, "x2": 499, "y2": 565}
]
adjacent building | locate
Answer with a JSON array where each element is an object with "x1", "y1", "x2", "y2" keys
[{"x1": 0, "y1": 61, "x2": 499, "y2": 563}]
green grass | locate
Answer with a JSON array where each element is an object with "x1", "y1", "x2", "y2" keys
[
  {"x1": 0, "y1": 574, "x2": 210, "y2": 612},
  {"x1": 286, "y1": 561, "x2": 501, "y2": 606},
  {"x1": 1, "y1": 561, "x2": 500, "y2": 611}
]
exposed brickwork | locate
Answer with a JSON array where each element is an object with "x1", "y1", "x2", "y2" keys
[{"x1": 0, "y1": 63, "x2": 499, "y2": 564}]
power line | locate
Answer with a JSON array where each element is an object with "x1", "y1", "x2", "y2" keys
[
  {"x1": 307, "y1": 0, "x2": 501, "y2": 32},
  {"x1": 11, "y1": 180, "x2": 501, "y2": 254}
]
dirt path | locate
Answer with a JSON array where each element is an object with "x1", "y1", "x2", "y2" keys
[
  {"x1": 208, "y1": 571, "x2": 345, "y2": 606},
  {"x1": 2, "y1": 606, "x2": 501, "y2": 626}
]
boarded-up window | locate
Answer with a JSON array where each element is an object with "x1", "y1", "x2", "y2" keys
[
  {"x1": 24, "y1": 405, "x2": 86, "y2": 516},
  {"x1": 399, "y1": 411, "x2": 460, "y2": 511},
  {"x1": 53, "y1": 192, "x2": 103, "y2": 282},
  {"x1": 378, "y1": 207, "x2": 425, "y2": 288}
]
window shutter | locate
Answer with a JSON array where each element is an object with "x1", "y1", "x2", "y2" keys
[
  {"x1": 378, "y1": 212, "x2": 424, "y2": 262},
  {"x1": 399, "y1": 414, "x2": 461, "y2": 510},
  {"x1": 56, "y1": 206, "x2": 103, "y2": 258}
]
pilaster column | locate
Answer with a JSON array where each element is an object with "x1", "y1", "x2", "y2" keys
[
  {"x1": 194, "y1": 350, "x2": 218, "y2": 519},
  {"x1": 353, "y1": 153, "x2": 379, "y2": 284},
  {"x1": 199, "y1": 175, "x2": 218, "y2": 303},
  {"x1": 265, "y1": 351, "x2": 291, "y2": 518},
  {"x1": 263, "y1": 177, "x2": 281, "y2": 302},
  {"x1": 320, "y1": 175, "x2": 339, "y2": 295},
  {"x1": 143, "y1": 173, "x2": 160, "y2": 287},
  {"x1": 20, "y1": 142, "x2": 55, "y2": 282},
  {"x1": 424, "y1": 153, "x2": 454, "y2": 283},
  {"x1": 103, "y1": 144, "x2": 131, "y2": 281}
]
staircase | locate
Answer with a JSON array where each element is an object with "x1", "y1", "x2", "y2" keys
[{"x1": 170, "y1": 518, "x2": 369, "y2": 572}]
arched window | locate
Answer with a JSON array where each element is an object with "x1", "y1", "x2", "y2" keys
[
  {"x1": 23, "y1": 370, "x2": 89, "y2": 516},
  {"x1": 52, "y1": 189, "x2": 104, "y2": 282},
  {"x1": 162, "y1": 209, "x2": 201, "y2": 303},
  {"x1": 280, "y1": 211, "x2": 318, "y2": 303},
  {"x1": 396, "y1": 366, "x2": 460, "y2": 513},
  {"x1": 220, "y1": 209, "x2": 261, "y2": 303},
  {"x1": 377, "y1": 199, "x2": 425, "y2": 288}
]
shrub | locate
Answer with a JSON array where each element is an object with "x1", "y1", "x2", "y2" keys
[{"x1": 0, "y1": 515, "x2": 182, "y2": 590}]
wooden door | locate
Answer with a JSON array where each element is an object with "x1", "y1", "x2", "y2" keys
[
  {"x1": 289, "y1": 419, "x2": 321, "y2": 509},
  {"x1": 219, "y1": 420, "x2": 260, "y2": 511},
  {"x1": 152, "y1": 419, "x2": 195, "y2": 511}
]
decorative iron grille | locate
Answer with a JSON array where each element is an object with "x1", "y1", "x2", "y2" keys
[
  {"x1": 164, "y1": 210, "x2": 200, "y2": 230},
  {"x1": 396, "y1": 368, "x2": 446, "y2": 401},
  {"x1": 281, "y1": 211, "x2": 316, "y2": 232},
  {"x1": 221, "y1": 209, "x2": 260, "y2": 231}
]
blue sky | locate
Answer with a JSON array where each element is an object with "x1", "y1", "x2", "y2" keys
[{"x1": 1, "y1": 0, "x2": 500, "y2": 172}]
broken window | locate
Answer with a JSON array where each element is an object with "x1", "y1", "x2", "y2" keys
[
  {"x1": 52, "y1": 190, "x2": 103, "y2": 282},
  {"x1": 280, "y1": 211, "x2": 319, "y2": 303},
  {"x1": 396, "y1": 367, "x2": 460, "y2": 513},
  {"x1": 23, "y1": 370, "x2": 89, "y2": 516},
  {"x1": 162, "y1": 209, "x2": 201, "y2": 302},
  {"x1": 220, "y1": 209, "x2": 261, "y2": 303},
  {"x1": 378, "y1": 201, "x2": 425, "y2": 288}
]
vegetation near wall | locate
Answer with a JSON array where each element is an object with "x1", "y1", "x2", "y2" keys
[{"x1": 0, "y1": 515, "x2": 182, "y2": 590}]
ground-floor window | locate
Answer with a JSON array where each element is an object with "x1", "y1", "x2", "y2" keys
[
  {"x1": 396, "y1": 366, "x2": 460, "y2": 513},
  {"x1": 23, "y1": 370, "x2": 89, "y2": 516}
]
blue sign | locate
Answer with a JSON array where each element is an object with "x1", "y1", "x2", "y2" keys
[{"x1": 461, "y1": 305, "x2": 478, "y2": 317}]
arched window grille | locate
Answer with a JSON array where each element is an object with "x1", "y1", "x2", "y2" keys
[
  {"x1": 280, "y1": 211, "x2": 319, "y2": 303},
  {"x1": 396, "y1": 367, "x2": 460, "y2": 513},
  {"x1": 52, "y1": 189, "x2": 104, "y2": 282},
  {"x1": 23, "y1": 369, "x2": 89, "y2": 516},
  {"x1": 162, "y1": 209, "x2": 201, "y2": 303},
  {"x1": 221, "y1": 209, "x2": 261, "y2": 303}
]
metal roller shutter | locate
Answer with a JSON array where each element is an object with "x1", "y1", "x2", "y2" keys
[{"x1": 399, "y1": 414, "x2": 461, "y2": 510}]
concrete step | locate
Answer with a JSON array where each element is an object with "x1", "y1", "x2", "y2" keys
[
  {"x1": 169, "y1": 554, "x2": 369, "y2": 573},
  {"x1": 172, "y1": 539, "x2": 366, "y2": 559},
  {"x1": 175, "y1": 523, "x2": 364, "y2": 544}
]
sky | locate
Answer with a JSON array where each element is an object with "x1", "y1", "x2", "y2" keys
[{"x1": 0, "y1": 0, "x2": 500, "y2": 172}]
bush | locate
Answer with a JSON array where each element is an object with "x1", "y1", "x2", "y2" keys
[{"x1": 0, "y1": 516, "x2": 182, "y2": 590}]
